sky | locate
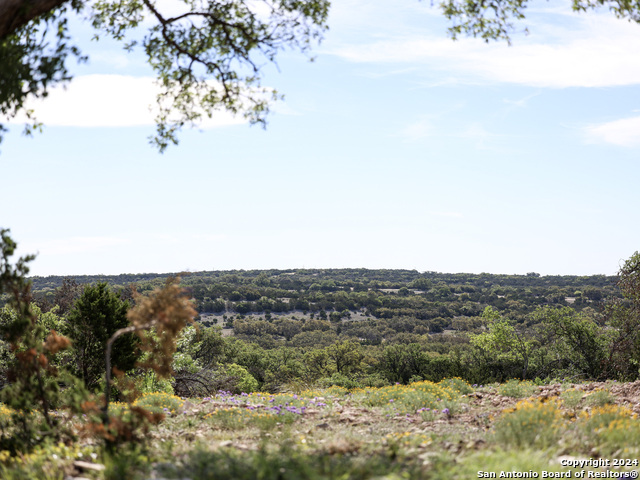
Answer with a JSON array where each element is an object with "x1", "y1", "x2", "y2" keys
[{"x1": 1, "y1": 0, "x2": 639, "y2": 277}]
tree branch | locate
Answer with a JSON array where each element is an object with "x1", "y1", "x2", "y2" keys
[
  {"x1": 101, "y1": 320, "x2": 156, "y2": 423},
  {"x1": 0, "y1": 0, "x2": 71, "y2": 40}
]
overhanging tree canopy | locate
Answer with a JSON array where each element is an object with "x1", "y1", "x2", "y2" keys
[
  {"x1": 2, "y1": 0, "x2": 640, "y2": 150},
  {"x1": 0, "y1": 0, "x2": 330, "y2": 151},
  {"x1": 441, "y1": 0, "x2": 640, "y2": 43}
]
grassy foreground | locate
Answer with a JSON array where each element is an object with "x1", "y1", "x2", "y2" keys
[{"x1": 2, "y1": 379, "x2": 640, "y2": 479}]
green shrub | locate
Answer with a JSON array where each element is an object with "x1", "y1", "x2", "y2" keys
[
  {"x1": 573, "y1": 405, "x2": 640, "y2": 456},
  {"x1": 0, "y1": 403, "x2": 12, "y2": 426},
  {"x1": 438, "y1": 377, "x2": 474, "y2": 395},
  {"x1": 592, "y1": 415, "x2": 640, "y2": 456},
  {"x1": 224, "y1": 364, "x2": 259, "y2": 393},
  {"x1": 64, "y1": 282, "x2": 136, "y2": 392},
  {"x1": 498, "y1": 379, "x2": 537, "y2": 398},
  {"x1": 136, "y1": 371, "x2": 174, "y2": 395},
  {"x1": 559, "y1": 388, "x2": 584, "y2": 409},
  {"x1": 154, "y1": 442, "x2": 424, "y2": 480},
  {"x1": 356, "y1": 373, "x2": 388, "y2": 388},
  {"x1": 350, "y1": 379, "x2": 464, "y2": 417},
  {"x1": 324, "y1": 385, "x2": 349, "y2": 396},
  {"x1": 103, "y1": 446, "x2": 151, "y2": 480},
  {"x1": 578, "y1": 404, "x2": 634, "y2": 436},
  {"x1": 319, "y1": 373, "x2": 361, "y2": 389},
  {"x1": 132, "y1": 392, "x2": 184, "y2": 415},
  {"x1": 204, "y1": 408, "x2": 296, "y2": 431},
  {"x1": 419, "y1": 407, "x2": 443, "y2": 421},
  {"x1": 429, "y1": 449, "x2": 565, "y2": 479},
  {"x1": 0, "y1": 441, "x2": 99, "y2": 480},
  {"x1": 585, "y1": 388, "x2": 614, "y2": 407},
  {"x1": 493, "y1": 399, "x2": 563, "y2": 448}
]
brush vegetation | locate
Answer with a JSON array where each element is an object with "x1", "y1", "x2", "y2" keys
[
  {"x1": 2, "y1": 379, "x2": 640, "y2": 479},
  {"x1": 2, "y1": 228, "x2": 640, "y2": 477}
]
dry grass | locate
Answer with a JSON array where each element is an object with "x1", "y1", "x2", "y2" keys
[{"x1": 3, "y1": 379, "x2": 640, "y2": 479}]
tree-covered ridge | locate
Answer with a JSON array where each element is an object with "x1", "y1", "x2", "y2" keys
[
  {"x1": 29, "y1": 268, "x2": 617, "y2": 289},
  {"x1": 6, "y1": 258, "x2": 633, "y2": 398},
  {"x1": 27, "y1": 268, "x2": 619, "y2": 324}
]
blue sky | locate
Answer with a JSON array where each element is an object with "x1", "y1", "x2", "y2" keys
[{"x1": 2, "y1": 0, "x2": 639, "y2": 277}]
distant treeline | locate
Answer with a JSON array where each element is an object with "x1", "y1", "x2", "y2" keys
[
  {"x1": 29, "y1": 268, "x2": 617, "y2": 291},
  {"x1": 27, "y1": 269, "x2": 620, "y2": 334},
  {"x1": 8, "y1": 265, "x2": 635, "y2": 393}
]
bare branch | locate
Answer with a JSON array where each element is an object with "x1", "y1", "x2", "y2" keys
[{"x1": 102, "y1": 320, "x2": 156, "y2": 422}]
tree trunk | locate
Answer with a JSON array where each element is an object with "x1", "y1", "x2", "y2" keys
[{"x1": 0, "y1": 0, "x2": 71, "y2": 40}]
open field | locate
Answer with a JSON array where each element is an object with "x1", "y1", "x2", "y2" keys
[{"x1": 3, "y1": 379, "x2": 640, "y2": 479}]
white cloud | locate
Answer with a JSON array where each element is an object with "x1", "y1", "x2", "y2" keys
[
  {"x1": 327, "y1": 7, "x2": 640, "y2": 88},
  {"x1": 585, "y1": 116, "x2": 640, "y2": 147},
  {"x1": 6, "y1": 74, "x2": 248, "y2": 129}
]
